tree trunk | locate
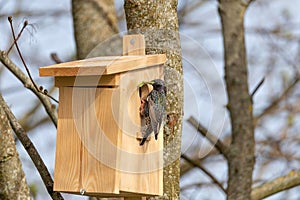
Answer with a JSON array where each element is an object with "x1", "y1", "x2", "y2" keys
[
  {"x1": 124, "y1": 0, "x2": 183, "y2": 199},
  {"x1": 0, "y1": 97, "x2": 31, "y2": 200},
  {"x1": 72, "y1": 0, "x2": 119, "y2": 59},
  {"x1": 218, "y1": 1, "x2": 255, "y2": 200}
]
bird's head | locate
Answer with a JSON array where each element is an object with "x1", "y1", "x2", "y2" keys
[{"x1": 148, "y1": 79, "x2": 167, "y2": 95}]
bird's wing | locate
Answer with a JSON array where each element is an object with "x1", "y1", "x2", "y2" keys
[
  {"x1": 140, "y1": 100, "x2": 153, "y2": 138},
  {"x1": 148, "y1": 93, "x2": 163, "y2": 135},
  {"x1": 141, "y1": 116, "x2": 152, "y2": 137}
]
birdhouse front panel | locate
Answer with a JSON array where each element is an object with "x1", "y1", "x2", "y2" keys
[
  {"x1": 54, "y1": 86, "x2": 121, "y2": 195},
  {"x1": 39, "y1": 35, "x2": 166, "y2": 197}
]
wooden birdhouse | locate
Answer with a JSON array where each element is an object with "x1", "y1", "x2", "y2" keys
[{"x1": 39, "y1": 35, "x2": 165, "y2": 197}]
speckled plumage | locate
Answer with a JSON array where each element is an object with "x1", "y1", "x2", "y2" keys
[{"x1": 139, "y1": 79, "x2": 166, "y2": 146}]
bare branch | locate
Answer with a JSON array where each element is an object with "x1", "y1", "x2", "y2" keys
[
  {"x1": 187, "y1": 116, "x2": 229, "y2": 160},
  {"x1": 19, "y1": 100, "x2": 44, "y2": 128},
  {"x1": 254, "y1": 77, "x2": 299, "y2": 122},
  {"x1": 50, "y1": 53, "x2": 63, "y2": 64},
  {"x1": 180, "y1": 182, "x2": 226, "y2": 192},
  {"x1": 0, "y1": 9, "x2": 69, "y2": 19},
  {"x1": 178, "y1": 0, "x2": 209, "y2": 24},
  {"x1": 20, "y1": 86, "x2": 56, "y2": 130},
  {"x1": 251, "y1": 77, "x2": 265, "y2": 97},
  {"x1": 8, "y1": 16, "x2": 40, "y2": 92},
  {"x1": 22, "y1": 116, "x2": 50, "y2": 132},
  {"x1": 261, "y1": 28, "x2": 300, "y2": 76},
  {"x1": 181, "y1": 148, "x2": 224, "y2": 177},
  {"x1": 0, "y1": 50, "x2": 57, "y2": 127},
  {"x1": 181, "y1": 154, "x2": 227, "y2": 194},
  {"x1": 251, "y1": 170, "x2": 300, "y2": 200},
  {"x1": 39, "y1": 87, "x2": 59, "y2": 104},
  {"x1": 7, "y1": 20, "x2": 28, "y2": 54},
  {"x1": 7, "y1": 17, "x2": 58, "y2": 104},
  {"x1": 0, "y1": 94, "x2": 64, "y2": 200}
]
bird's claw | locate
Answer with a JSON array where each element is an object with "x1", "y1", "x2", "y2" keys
[{"x1": 140, "y1": 138, "x2": 147, "y2": 146}]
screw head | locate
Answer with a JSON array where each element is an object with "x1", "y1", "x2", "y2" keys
[
  {"x1": 79, "y1": 188, "x2": 86, "y2": 195},
  {"x1": 130, "y1": 39, "x2": 135, "y2": 45}
]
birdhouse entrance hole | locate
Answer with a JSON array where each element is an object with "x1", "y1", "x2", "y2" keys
[
  {"x1": 39, "y1": 35, "x2": 165, "y2": 197},
  {"x1": 136, "y1": 83, "x2": 152, "y2": 141}
]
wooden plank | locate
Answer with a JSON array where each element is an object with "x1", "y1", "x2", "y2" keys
[
  {"x1": 70, "y1": 87, "x2": 121, "y2": 194},
  {"x1": 54, "y1": 87, "x2": 82, "y2": 192},
  {"x1": 54, "y1": 74, "x2": 120, "y2": 87},
  {"x1": 118, "y1": 66, "x2": 164, "y2": 196},
  {"x1": 39, "y1": 55, "x2": 166, "y2": 77},
  {"x1": 54, "y1": 87, "x2": 121, "y2": 194},
  {"x1": 105, "y1": 55, "x2": 165, "y2": 75},
  {"x1": 123, "y1": 35, "x2": 145, "y2": 56}
]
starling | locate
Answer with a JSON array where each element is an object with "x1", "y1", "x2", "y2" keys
[{"x1": 139, "y1": 79, "x2": 167, "y2": 146}]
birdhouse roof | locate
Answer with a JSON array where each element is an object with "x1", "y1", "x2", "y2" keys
[{"x1": 39, "y1": 54, "x2": 166, "y2": 77}]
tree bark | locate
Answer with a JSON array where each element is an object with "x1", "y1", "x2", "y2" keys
[
  {"x1": 218, "y1": 1, "x2": 255, "y2": 200},
  {"x1": 72, "y1": 0, "x2": 119, "y2": 59},
  {"x1": 0, "y1": 95, "x2": 64, "y2": 200},
  {"x1": 124, "y1": 0, "x2": 183, "y2": 199},
  {"x1": 0, "y1": 98, "x2": 31, "y2": 200}
]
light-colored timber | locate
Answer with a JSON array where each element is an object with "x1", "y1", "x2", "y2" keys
[
  {"x1": 41, "y1": 34, "x2": 164, "y2": 197},
  {"x1": 39, "y1": 54, "x2": 166, "y2": 77}
]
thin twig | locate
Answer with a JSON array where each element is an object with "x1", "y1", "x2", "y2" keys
[
  {"x1": 0, "y1": 95, "x2": 64, "y2": 200},
  {"x1": 23, "y1": 116, "x2": 49, "y2": 132},
  {"x1": 187, "y1": 116, "x2": 229, "y2": 160},
  {"x1": 0, "y1": 50, "x2": 57, "y2": 127},
  {"x1": 20, "y1": 86, "x2": 56, "y2": 129},
  {"x1": 262, "y1": 28, "x2": 300, "y2": 77},
  {"x1": 255, "y1": 77, "x2": 299, "y2": 121},
  {"x1": 180, "y1": 182, "x2": 225, "y2": 191},
  {"x1": 7, "y1": 20, "x2": 28, "y2": 54},
  {"x1": 181, "y1": 154, "x2": 227, "y2": 194},
  {"x1": 251, "y1": 77, "x2": 265, "y2": 97},
  {"x1": 7, "y1": 16, "x2": 58, "y2": 103},
  {"x1": 42, "y1": 88, "x2": 59, "y2": 103},
  {"x1": 0, "y1": 9, "x2": 69, "y2": 19},
  {"x1": 50, "y1": 53, "x2": 63, "y2": 64},
  {"x1": 8, "y1": 16, "x2": 39, "y2": 92}
]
